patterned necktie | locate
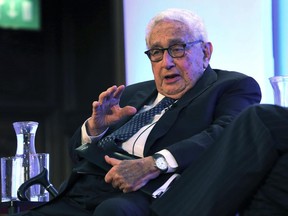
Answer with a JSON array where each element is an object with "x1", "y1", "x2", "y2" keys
[{"x1": 98, "y1": 97, "x2": 175, "y2": 148}]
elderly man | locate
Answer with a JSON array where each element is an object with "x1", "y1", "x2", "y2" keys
[{"x1": 17, "y1": 8, "x2": 261, "y2": 216}]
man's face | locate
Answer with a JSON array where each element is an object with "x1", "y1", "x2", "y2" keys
[{"x1": 148, "y1": 20, "x2": 207, "y2": 99}]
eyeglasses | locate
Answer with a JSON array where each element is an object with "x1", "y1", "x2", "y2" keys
[{"x1": 144, "y1": 40, "x2": 203, "y2": 62}]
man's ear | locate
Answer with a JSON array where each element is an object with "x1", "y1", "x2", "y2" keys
[{"x1": 202, "y1": 42, "x2": 213, "y2": 68}]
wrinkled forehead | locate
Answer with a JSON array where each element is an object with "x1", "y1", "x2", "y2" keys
[{"x1": 148, "y1": 20, "x2": 192, "y2": 47}]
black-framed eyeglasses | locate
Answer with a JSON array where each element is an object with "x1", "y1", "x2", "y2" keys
[{"x1": 144, "y1": 40, "x2": 203, "y2": 62}]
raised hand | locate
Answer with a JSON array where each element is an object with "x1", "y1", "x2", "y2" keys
[{"x1": 87, "y1": 85, "x2": 137, "y2": 136}]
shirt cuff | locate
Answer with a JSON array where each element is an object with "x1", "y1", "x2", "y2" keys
[
  {"x1": 81, "y1": 118, "x2": 109, "y2": 145},
  {"x1": 157, "y1": 149, "x2": 178, "y2": 173}
]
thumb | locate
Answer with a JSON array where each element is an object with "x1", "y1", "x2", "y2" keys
[
  {"x1": 105, "y1": 155, "x2": 121, "y2": 166},
  {"x1": 121, "y1": 105, "x2": 137, "y2": 116}
]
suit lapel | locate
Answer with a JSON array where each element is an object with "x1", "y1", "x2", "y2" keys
[
  {"x1": 128, "y1": 88, "x2": 157, "y2": 109},
  {"x1": 144, "y1": 66, "x2": 218, "y2": 154},
  {"x1": 116, "y1": 84, "x2": 158, "y2": 126}
]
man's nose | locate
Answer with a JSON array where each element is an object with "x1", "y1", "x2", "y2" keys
[{"x1": 161, "y1": 50, "x2": 174, "y2": 66}]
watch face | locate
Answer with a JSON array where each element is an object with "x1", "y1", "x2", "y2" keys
[{"x1": 156, "y1": 157, "x2": 168, "y2": 170}]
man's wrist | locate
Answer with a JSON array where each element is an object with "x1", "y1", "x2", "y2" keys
[
  {"x1": 86, "y1": 119, "x2": 108, "y2": 136},
  {"x1": 157, "y1": 149, "x2": 178, "y2": 173},
  {"x1": 81, "y1": 118, "x2": 108, "y2": 144},
  {"x1": 152, "y1": 153, "x2": 168, "y2": 173}
]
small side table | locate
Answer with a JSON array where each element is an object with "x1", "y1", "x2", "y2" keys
[{"x1": 0, "y1": 201, "x2": 45, "y2": 215}]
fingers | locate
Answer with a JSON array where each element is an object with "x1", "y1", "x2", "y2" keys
[
  {"x1": 104, "y1": 157, "x2": 149, "y2": 193},
  {"x1": 104, "y1": 155, "x2": 120, "y2": 183},
  {"x1": 105, "y1": 155, "x2": 120, "y2": 166},
  {"x1": 121, "y1": 106, "x2": 137, "y2": 116},
  {"x1": 113, "y1": 85, "x2": 125, "y2": 100},
  {"x1": 98, "y1": 85, "x2": 125, "y2": 105},
  {"x1": 105, "y1": 168, "x2": 135, "y2": 193},
  {"x1": 91, "y1": 85, "x2": 137, "y2": 116},
  {"x1": 104, "y1": 157, "x2": 131, "y2": 191},
  {"x1": 91, "y1": 101, "x2": 101, "y2": 112},
  {"x1": 88, "y1": 85, "x2": 137, "y2": 135}
]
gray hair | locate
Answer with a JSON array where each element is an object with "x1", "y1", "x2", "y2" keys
[{"x1": 145, "y1": 8, "x2": 208, "y2": 48}]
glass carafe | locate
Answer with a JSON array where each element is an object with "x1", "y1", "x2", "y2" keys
[
  {"x1": 1, "y1": 121, "x2": 50, "y2": 202},
  {"x1": 13, "y1": 121, "x2": 40, "y2": 201},
  {"x1": 269, "y1": 76, "x2": 288, "y2": 107}
]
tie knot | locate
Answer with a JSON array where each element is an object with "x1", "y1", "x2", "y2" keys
[{"x1": 158, "y1": 97, "x2": 175, "y2": 109}]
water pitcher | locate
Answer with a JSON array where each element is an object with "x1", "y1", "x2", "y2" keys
[{"x1": 1, "y1": 121, "x2": 50, "y2": 201}]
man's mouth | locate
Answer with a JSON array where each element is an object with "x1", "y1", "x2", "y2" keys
[{"x1": 164, "y1": 74, "x2": 179, "y2": 79}]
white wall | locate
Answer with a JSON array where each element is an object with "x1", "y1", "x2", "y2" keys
[{"x1": 123, "y1": 0, "x2": 274, "y2": 104}]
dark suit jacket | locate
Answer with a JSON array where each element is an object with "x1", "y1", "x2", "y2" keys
[
  {"x1": 65, "y1": 66, "x2": 261, "y2": 196},
  {"x1": 151, "y1": 104, "x2": 288, "y2": 216}
]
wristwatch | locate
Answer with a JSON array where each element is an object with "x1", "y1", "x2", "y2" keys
[{"x1": 152, "y1": 154, "x2": 168, "y2": 173}]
